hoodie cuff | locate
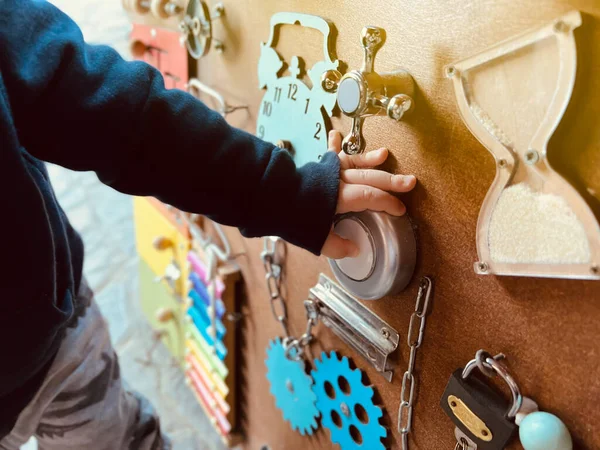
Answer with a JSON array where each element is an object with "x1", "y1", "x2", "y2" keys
[{"x1": 239, "y1": 150, "x2": 340, "y2": 255}]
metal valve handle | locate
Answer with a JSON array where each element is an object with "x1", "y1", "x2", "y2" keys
[
  {"x1": 321, "y1": 26, "x2": 416, "y2": 154},
  {"x1": 360, "y1": 26, "x2": 385, "y2": 73}
]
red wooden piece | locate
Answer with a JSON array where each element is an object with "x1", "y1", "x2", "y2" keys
[{"x1": 129, "y1": 23, "x2": 188, "y2": 90}]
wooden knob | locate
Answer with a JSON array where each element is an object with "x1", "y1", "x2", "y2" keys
[
  {"x1": 155, "y1": 307, "x2": 175, "y2": 323},
  {"x1": 152, "y1": 236, "x2": 173, "y2": 250},
  {"x1": 130, "y1": 40, "x2": 148, "y2": 59}
]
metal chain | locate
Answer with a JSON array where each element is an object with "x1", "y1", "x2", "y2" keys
[
  {"x1": 398, "y1": 276, "x2": 433, "y2": 449},
  {"x1": 282, "y1": 300, "x2": 320, "y2": 361},
  {"x1": 260, "y1": 237, "x2": 321, "y2": 361},
  {"x1": 261, "y1": 237, "x2": 289, "y2": 337}
]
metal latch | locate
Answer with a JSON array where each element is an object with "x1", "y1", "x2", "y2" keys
[{"x1": 307, "y1": 274, "x2": 399, "y2": 381}]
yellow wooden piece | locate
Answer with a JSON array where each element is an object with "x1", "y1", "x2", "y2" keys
[
  {"x1": 186, "y1": 339, "x2": 229, "y2": 397},
  {"x1": 133, "y1": 197, "x2": 190, "y2": 295}
]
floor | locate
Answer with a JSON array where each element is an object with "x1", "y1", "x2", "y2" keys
[{"x1": 22, "y1": 1, "x2": 225, "y2": 449}]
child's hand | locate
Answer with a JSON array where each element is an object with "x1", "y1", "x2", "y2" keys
[{"x1": 321, "y1": 130, "x2": 417, "y2": 259}]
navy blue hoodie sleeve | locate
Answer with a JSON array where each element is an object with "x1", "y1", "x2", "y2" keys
[{"x1": 0, "y1": 0, "x2": 339, "y2": 255}]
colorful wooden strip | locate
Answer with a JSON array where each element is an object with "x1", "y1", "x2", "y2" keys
[
  {"x1": 186, "y1": 324, "x2": 228, "y2": 378},
  {"x1": 185, "y1": 337, "x2": 228, "y2": 393},
  {"x1": 188, "y1": 287, "x2": 225, "y2": 321},
  {"x1": 186, "y1": 354, "x2": 230, "y2": 415},
  {"x1": 188, "y1": 302, "x2": 227, "y2": 340},
  {"x1": 189, "y1": 272, "x2": 226, "y2": 316},
  {"x1": 185, "y1": 340, "x2": 228, "y2": 398},
  {"x1": 187, "y1": 368, "x2": 232, "y2": 434},
  {"x1": 187, "y1": 311, "x2": 228, "y2": 360},
  {"x1": 187, "y1": 251, "x2": 225, "y2": 296},
  {"x1": 185, "y1": 345, "x2": 229, "y2": 399},
  {"x1": 185, "y1": 370, "x2": 231, "y2": 438}
]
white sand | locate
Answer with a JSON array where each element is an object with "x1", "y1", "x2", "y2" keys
[{"x1": 489, "y1": 182, "x2": 591, "y2": 264}]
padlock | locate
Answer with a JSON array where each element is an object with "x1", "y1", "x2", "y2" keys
[{"x1": 440, "y1": 353, "x2": 522, "y2": 450}]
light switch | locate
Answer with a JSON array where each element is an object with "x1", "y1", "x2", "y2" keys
[{"x1": 329, "y1": 211, "x2": 416, "y2": 300}]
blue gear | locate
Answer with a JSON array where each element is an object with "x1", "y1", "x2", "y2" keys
[
  {"x1": 265, "y1": 338, "x2": 319, "y2": 435},
  {"x1": 311, "y1": 351, "x2": 387, "y2": 450}
]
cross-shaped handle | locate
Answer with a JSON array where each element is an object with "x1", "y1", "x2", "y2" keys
[{"x1": 321, "y1": 26, "x2": 415, "y2": 154}]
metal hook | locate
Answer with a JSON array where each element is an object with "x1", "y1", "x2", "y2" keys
[
  {"x1": 180, "y1": 214, "x2": 231, "y2": 262},
  {"x1": 186, "y1": 78, "x2": 247, "y2": 117}
]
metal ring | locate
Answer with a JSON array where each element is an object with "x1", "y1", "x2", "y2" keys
[
  {"x1": 462, "y1": 355, "x2": 523, "y2": 419},
  {"x1": 282, "y1": 338, "x2": 303, "y2": 361},
  {"x1": 454, "y1": 439, "x2": 469, "y2": 450},
  {"x1": 475, "y1": 349, "x2": 496, "y2": 378}
]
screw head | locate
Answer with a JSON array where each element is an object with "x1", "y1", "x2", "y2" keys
[
  {"x1": 445, "y1": 66, "x2": 456, "y2": 78},
  {"x1": 321, "y1": 70, "x2": 341, "y2": 93},
  {"x1": 498, "y1": 159, "x2": 507, "y2": 168},
  {"x1": 592, "y1": 265, "x2": 599, "y2": 275},
  {"x1": 476, "y1": 261, "x2": 489, "y2": 273},
  {"x1": 554, "y1": 20, "x2": 570, "y2": 33},
  {"x1": 213, "y1": 41, "x2": 225, "y2": 53},
  {"x1": 340, "y1": 402, "x2": 351, "y2": 417},
  {"x1": 525, "y1": 149, "x2": 540, "y2": 165},
  {"x1": 381, "y1": 328, "x2": 390, "y2": 339}
]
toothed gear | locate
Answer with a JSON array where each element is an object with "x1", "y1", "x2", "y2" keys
[
  {"x1": 311, "y1": 351, "x2": 387, "y2": 450},
  {"x1": 265, "y1": 338, "x2": 319, "y2": 435}
]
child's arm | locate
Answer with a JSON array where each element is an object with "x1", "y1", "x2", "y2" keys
[{"x1": 0, "y1": 0, "x2": 412, "y2": 257}]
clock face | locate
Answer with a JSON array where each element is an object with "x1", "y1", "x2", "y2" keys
[{"x1": 256, "y1": 76, "x2": 330, "y2": 168}]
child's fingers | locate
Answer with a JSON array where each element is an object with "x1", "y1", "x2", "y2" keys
[
  {"x1": 341, "y1": 170, "x2": 417, "y2": 192},
  {"x1": 337, "y1": 182, "x2": 406, "y2": 216},
  {"x1": 341, "y1": 148, "x2": 388, "y2": 169},
  {"x1": 328, "y1": 130, "x2": 343, "y2": 154},
  {"x1": 321, "y1": 231, "x2": 359, "y2": 259}
]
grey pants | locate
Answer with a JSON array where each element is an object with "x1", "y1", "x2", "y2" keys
[{"x1": 0, "y1": 283, "x2": 170, "y2": 450}]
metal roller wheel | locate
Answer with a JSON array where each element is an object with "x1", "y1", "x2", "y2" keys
[{"x1": 183, "y1": 0, "x2": 212, "y2": 59}]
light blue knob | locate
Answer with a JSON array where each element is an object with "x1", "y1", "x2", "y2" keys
[{"x1": 519, "y1": 411, "x2": 572, "y2": 450}]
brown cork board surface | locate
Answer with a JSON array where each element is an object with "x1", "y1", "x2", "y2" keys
[{"x1": 129, "y1": 1, "x2": 600, "y2": 448}]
